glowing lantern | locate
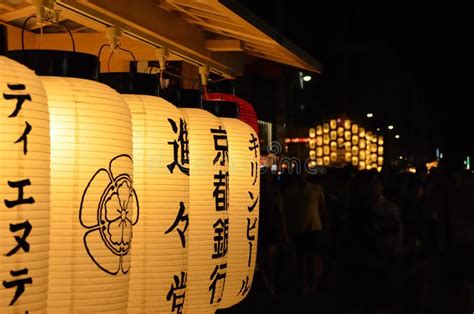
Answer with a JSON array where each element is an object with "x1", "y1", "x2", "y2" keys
[
  {"x1": 351, "y1": 123, "x2": 359, "y2": 134},
  {"x1": 366, "y1": 131, "x2": 372, "y2": 142},
  {"x1": 330, "y1": 152, "x2": 337, "y2": 162},
  {"x1": 378, "y1": 147, "x2": 384, "y2": 156},
  {"x1": 323, "y1": 145, "x2": 330, "y2": 156},
  {"x1": 309, "y1": 160, "x2": 316, "y2": 168},
  {"x1": 316, "y1": 158, "x2": 323, "y2": 166},
  {"x1": 377, "y1": 167, "x2": 382, "y2": 172},
  {"x1": 360, "y1": 151, "x2": 366, "y2": 161},
  {"x1": 377, "y1": 156, "x2": 384, "y2": 166},
  {"x1": 345, "y1": 152, "x2": 352, "y2": 162},
  {"x1": 323, "y1": 156, "x2": 330, "y2": 166},
  {"x1": 337, "y1": 138, "x2": 344, "y2": 147},
  {"x1": 1, "y1": 56, "x2": 50, "y2": 312},
  {"x1": 371, "y1": 144, "x2": 377, "y2": 153},
  {"x1": 330, "y1": 141, "x2": 337, "y2": 152},
  {"x1": 309, "y1": 150, "x2": 316, "y2": 159},
  {"x1": 344, "y1": 142, "x2": 351, "y2": 152},
  {"x1": 359, "y1": 127, "x2": 366, "y2": 138},
  {"x1": 371, "y1": 137, "x2": 377, "y2": 144},
  {"x1": 181, "y1": 108, "x2": 229, "y2": 313},
  {"x1": 378, "y1": 136, "x2": 384, "y2": 145},
  {"x1": 352, "y1": 157, "x2": 359, "y2": 166},
  {"x1": 330, "y1": 130, "x2": 337, "y2": 141},
  {"x1": 359, "y1": 161, "x2": 366, "y2": 170},
  {"x1": 372, "y1": 163, "x2": 378, "y2": 169},
  {"x1": 352, "y1": 135, "x2": 359, "y2": 146},
  {"x1": 309, "y1": 140, "x2": 316, "y2": 149},
  {"x1": 316, "y1": 125, "x2": 322, "y2": 135},
  {"x1": 43, "y1": 77, "x2": 135, "y2": 312},
  {"x1": 309, "y1": 128, "x2": 315, "y2": 138},
  {"x1": 323, "y1": 123, "x2": 329, "y2": 133},
  {"x1": 219, "y1": 118, "x2": 259, "y2": 308},
  {"x1": 316, "y1": 147, "x2": 323, "y2": 157},
  {"x1": 316, "y1": 136, "x2": 323, "y2": 146},
  {"x1": 344, "y1": 119, "x2": 351, "y2": 130},
  {"x1": 352, "y1": 146, "x2": 359, "y2": 156},
  {"x1": 323, "y1": 134, "x2": 330, "y2": 145},
  {"x1": 366, "y1": 163, "x2": 372, "y2": 170},
  {"x1": 371, "y1": 153, "x2": 377, "y2": 163},
  {"x1": 359, "y1": 139, "x2": 366, "y2": 149},
  {"x1": 344, "y1": 130, "x2": 351, "y2": 141},
  {"x1": 337, "y1": 127, "x2": 344, "y2": 138},
  {"x1": 330, "y1": 119, "x2": 337, "y2": 129},
  {"x1": 122, "y1": 95, "x2": 189, "y2": 313}
]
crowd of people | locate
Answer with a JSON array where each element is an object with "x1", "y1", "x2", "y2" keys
[{"x1": 255, "y1": 163, "x2": 474, "y2": 314}]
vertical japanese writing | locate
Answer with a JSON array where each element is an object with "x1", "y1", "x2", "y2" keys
[
  {"x1": 166, "y1": 272, "x2": 187, "y2": 314},
  {"x1": 167, "y1": 118, "x2": 190, "y2": 175}
]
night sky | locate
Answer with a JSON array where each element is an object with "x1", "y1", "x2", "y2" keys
[{"x1": 238, "y1": 0, "x2": 473, "y2": 167}]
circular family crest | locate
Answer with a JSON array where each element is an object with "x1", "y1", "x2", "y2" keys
[{"x1": 79, "y1": 154, "x2": 140, "y2": 275}]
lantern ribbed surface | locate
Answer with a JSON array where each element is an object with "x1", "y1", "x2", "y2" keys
[
  {"x1": 123, "y1": 95, "x2": 189, "y2": 313},
  {"x1": 43, "y1": 77, "x2": 134, "y2": 313},
  {"x1": 0, "y1": 56, "x2": 50, "y2": 313},
  {"x1": 218, "y1": 118, "x2": 259, "y2": 309},
  {"x1": 182, "y1": 108, "x2": 229, "y2": 314}
]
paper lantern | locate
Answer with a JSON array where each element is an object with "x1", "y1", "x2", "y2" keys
[
  {"x1": 344, "y1": 119, "x2": 351, "y2": 130},
  {"x1": 366, "y1": 131, "x2": 372, "y2": 142},
  {"x1": 337, "y1": 127, "x2": 344, "y2": 138},
  {"x1": 359, "y1": 161, "x2": 366, "y2": 170},
  {"x1": 344, "y1": 130, "x2": 351, "y2": 141},
  {"x1": 351, "y1": 157, "x2": 359, "y2": 166},
  {"x1": 337, "y1": 138, "x2": 344, "y2": 148},
  {"x1": 366, "y1": 163, "x2": 372, "y2": 170},
  {"x1": 330, "y1": 152, "x2": 337, "y2": 162},
  {"x1": 352, "y1": 135, "x2": 359, "y2": 146},
  {"x1": 316, "y1": 125, "x2": 322, "y2": 135},
  {"x1": 378, "y1": 136, "x2": 384, "y2": 145},
  {"x1": 371, "y1": 137, "x2": 377, "y2": 144},
  {"x1": 43, "y1": 77, "x2": 135, "y2": 312},
  {"x1": 359, "y1": 127, "x2": 366, "y2": 138},
  {"x1": 323, "y1": 134, "x2": 330, "y2": 145},
  {"x1": 360, "y1": 151, "x2": 366, "y2": 161},
  {"x1": 344, "y1": 142, "x2": 351, "y2": 152},
  {"x1": 371, "y1": 144, "x2": 377, "y2": 153},
  {"x1": 181, "y1": 108, "x2": 229, "y2": 313},
  {"x1": 351, "y1": 146, "x2": 359, "y2": 156},
  {"x1": 323, "y1": 156, "x2": 330, "y2": 166},
  {"x1": 309, "y1": 128, "x2": 315, "y2": 138},
  {"x1": 351, "y1": 124, "x2": 359, "y2": 134},
  {"x1": 359, "y1": 139, "x2": 366, "y2": 150},
  {"x1": 330, "y1": 141, "x2": 337, "y2": 152},
  {"x1": 309, "y1": 150, "x2": 316, "y2": 159},
  {"x1": 378, "y1": 147, "x2": 384, "y2": 156},
  {"x1": 316, "y1": 147, "x2": 323, "y2": 157},
  {"x1": 377, "y1": 167, "x2": 382, "y2": 172},
  {"x1": 316, "y1": 158, "x2": 323, "y2": 166},
  {"x1": 323, "y1": 145, "x2": 330, "y2": 156},
  {"x1": 372, "y1": 163, "x2": 378, "y2": 169},
  {"x1": 371, "y1": 153, "x2": 377, "y2": 163},
  {"x1": 218, "y1": 118, "x2": 259, "y2": 308},
  {"x1": 309, "y1": 140, "x2": 316, "y2": 149},
  {"x1": 316, "y1": 136, "x2": 323, "y2": 146},
  {"x1": 330, "y1": 119, "x2": 337, "y2": 129},
  {"x1": 345, "y1": 152, "x2": 352, "y2": 162},
  {"x1": 330, "y1": 130, "x2": 337, "y2": 141},
  {"x1": 309, "y1": 160, "x2": 317, "y2": 168},
  {"x1": 378, "y1": 156, "x2": 384, "y2": 166},
  {"x1": 1, "y1": 57, "x2": 50, "y2": 312},
  {"x1": 122, "y1": 95, "x2": 189, "y2": 313},
  {"x1": 323, "y1": 123, "x2": 329, "y2": 133}
]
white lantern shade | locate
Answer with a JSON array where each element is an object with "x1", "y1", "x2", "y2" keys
[
  {"x1": 0, "y1": 57, "x2": 50, "y2": 312},
  {"x1": 123, "y1": 95, "x2": 189, "y2": 313},
  {"x1": 182, "y1": 108, "x2": 229, "y2": 313},
  {"x1": 43, "y1": 77, "x2": 135, "y2": 313}
]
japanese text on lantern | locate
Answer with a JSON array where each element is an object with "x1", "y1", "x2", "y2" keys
[
  {"x1": 165, "y1": 118, "x2": 190, "y2": 314},
  {"x1": 209, "y1": 126, "x2": 228, "y2": 305},
  {"x1": 2, "y1": 83, "x2": 34, "y2": 308}
]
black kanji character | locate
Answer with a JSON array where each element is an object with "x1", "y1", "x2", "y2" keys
[
  {"x1": 3, "y1": 83, "x2": 32, "y2": 118},
  {"x1": 210, "y1": 126, "x2": 228, "y2": 166},
  {"x1": 209, "y1": 263, "x2": 227, "y2": 304},
  {"x1": 14, "y1": 121, "x2": 32, "y2": 155},
  {"x1": 164, "y1": 202, "x2": 189, "y2": 248},
  {"x1": 212, "y1": 218, "x2": 229, "y2": 259},
  {"x1": 213, "y1": 171, "x2": 228, "y2": 211},
  {"x1": 4, "y1": 179, "x2": 35, "y2": 208},
  {"x1": 248, "y1": 133, "x2": 259, "y2": 158},
  {"x1": 6, "y1": 220, "x2": 32, "y2": 257},
  {"x1": 167, "y1": 118, "x2": 190, "y2": 176},
  {"x1": 166, "y1": 272, "x2": 187, "y2": 314}
]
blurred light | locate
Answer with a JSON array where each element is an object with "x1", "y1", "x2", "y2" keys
[
  {"x1": 303, "y1": 75, "x2": 312, "y2": 82},
  {"x1": 395, "y1": 134, "x2": 400, "y2": 139},
  {"x1": 467, "y1": 156, "x2": 471, "y2": 170},
  {"x1": 399, "y1": 156, "x2": 403, "y2": 160},
  {"x1": 376, "y1": 128, "x2": 380, "y2": 131},
  {"x1": 388, "y1": 125, "x2": 394, "y2": 130},
  {"x1": 366, "y1": 113, "x2": 373, "y2": 118},
  {"x1": 408, "y1": 167, "x2": 416, "y2": 173},
  {"x1": 440, "y1": 153, "x2": 443, "y2": 159}
]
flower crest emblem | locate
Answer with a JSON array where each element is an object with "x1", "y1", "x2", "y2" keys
[{"x1": 79, "y1": 154, "x2": 140, "y2": 275}]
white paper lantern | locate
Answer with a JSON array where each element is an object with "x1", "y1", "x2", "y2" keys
[
  {"x1": 182, "y1": 108, "x2": 229, "y2": 313},
  {"x1": 43, "y1": 77, "x2": 135, "y2": 313},
  {"x1": 123, "y1": 95, "x2": 189, "y2": 313},
  {"x1": 0, "y1": 56, "x2": 50, "y2": 313},
  {"x1": 218, "y1": 118, "x2": 259, "y2": 308}
]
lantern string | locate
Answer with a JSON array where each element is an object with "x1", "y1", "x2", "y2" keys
[
  {"x1": 118, "y1": 46, "x2": 136, "y2": 61},
  {"x1": 51, "y1": 22, "x2": 76, "y2": 52},
  {"x1": 97, "y1": 43, "x2": 110, "y2": 60},
  {"x1": 107, "y1": 49, "x2": 115, "y2": 72},
  {"x1": 21, "y1": 15, "x2": 36, "y2": 50}
]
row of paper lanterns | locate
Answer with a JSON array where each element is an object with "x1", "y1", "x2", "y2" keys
[
  {"x1": 0, "y1": 55, "x2": 259, "y2": 313},
  {"x1": 309, "y1": 118, "x2": 384, "y2": 171}
]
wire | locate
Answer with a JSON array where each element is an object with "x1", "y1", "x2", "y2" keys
[
  {"x1": 107, "y1": 50, "x2": 114, "y2": 72},
  {"x1": 118, "y1": 46, "x2": 136, "y2": 61},
  {"x1": 21, "y1": 15, "x2": 36, "y2": 50},
  {"x1": 51, "y1": 21, "x2": 76, "y2": 52},
  {"x1": 97, "y1": 43, "x2": 110, "y2": 59}
]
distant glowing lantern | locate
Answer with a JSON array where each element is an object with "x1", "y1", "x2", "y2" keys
[
  {"x1": 316, "y1": 158, "x2": 323, "y2": 166},
  {"x1": 330, "y1": 152, "x2": 337, "y2": 162},
  {"x1": 344, "y1": 130, "x2": 351, "y2": 141},
  {"x1": 323, "y1": 134, "x2": 330, "y2": 145},
  {"x1": 219, "y1": 118, "x2": 259, "y2": 308},
  {"x1": 344, "y1": 119, "x2": 351, "y2": 130},
  {"x1": 359, "y1": 161, "x2": 366, "y2": 170},
  {"x1": 378, "y1": 156, "x2": 384, "y2": 166},
  {"x1": 377, "y1": 167, "x2": 382, "y2": 172},
  {"x1": 323, "y1": 145, "x2": 330, "y2": 156},
  {"x1": 330, "y1": 130, "x2": 337, "y2": 141},
  {"x1": 309, "y1": 128, "x2": 316, "y2": 138},
  {"x1": 181, "y1": 108, "x2": 229, "y2": 313},
  {"x1": 309, "y1": 140, "x2": 316, "y2": 149},
  {"x1": 345, "y1": 152, "x2": 352, "y2": 162},
  {"x1": 359, "y1": 127, "x2": 366, "y2": 138},
  {"x1": 371, "y1": 144, "x2": 377, "y2": 153},
  {"x1": 309, "y1": 160, "x2": 317, "y2": 167},
  {"x1": 351, "y1": 124, "x2": 359, "y2": 134},
  {"x1": 372, "y1": 163, "x2": 378, "y2": 169},
  {"x1": 43, "y1": 77, "x2": 135, "y2": 312},
  {"x1": 122, "y1": 95, "x2": 189, "y2": 313},
  {"x1": 337, "y1": 127, "x2": 344, "y2": 138},
  {"x1": 371, "y1": 153, "x2": 377, "y2": 163},
  {"x1": 366, "y1": 131, "x2": 372, "y2": 142},
  {"x1": 316, "y1": 147, "x2": 323, "y2": 157},
  {"x1": 366, "y1": 163, "x2": 372, "y2": 170},
  {"x1": 337, "y1": 138, "x2": 344, "y2": 147},
  {"x1": 371, "y1": 137, "x2": 377, "y2": 144},
  {"x1": 378, "y1": 136, "x2": 384, "y2": 145},
  {"x1": 352, "y1": 157, "x2": 359, "y2": 166},
  {"x1": 360, "y1": 151, "x2": 366, "y2": 161},
  {"x1": 378, "y1": 147, "x2": 384, "y2": 156},
  {"x1": 330, "y1": 141, "x2": 337, "y2": 152},
  {"x1": 316, "y1": 125, "x2": 322, "y2": 135},
  {"x1": 330, "y1": 119, "x2": 337, "y2": 129},
  {"x1": 309, "y1": 150, "x2": 316, "y2": 159},
  {"x1": 316, "y1": 136, "x2": 323, "y2": 146},
  {"x1": 323, "y1": 123, "x2": 329, "y2": 133},
  {"x1": 1, "y1": 56, "x2": 50, "y2": 312},
  {"x1": 359, "y1": 139, "x2": 366, "y2": 149},
  {"x1": 352, "y1": 135, "x2": 359, "y2": 146},
  {"x1": 323, "y1": 156, "x2": 330, "y2": 166},
  {"x1": 352, "y1": 146, "x2": 359, "y2": 156},
  {"x1": 344, "y1": 142, "x2": 351, "y2": 152}
]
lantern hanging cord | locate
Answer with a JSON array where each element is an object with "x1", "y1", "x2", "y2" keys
[
  {"x1": 97, "y1": 43, "x2": 110, "y2": 59},
  {"x1": 21, "y1": 15, "x2": 36, "y2": 50},
  {"x1": 107, "y1": 49, "x2": 114, "y2": 72},
  {"x1": 118, "y1": 46, "x2": 136, "y2": 61},
  {"x1": 50, "y1": 22, "x2": 76, "y2": 52}
]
